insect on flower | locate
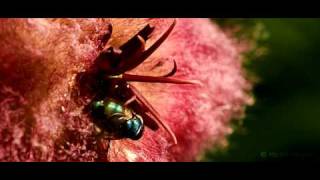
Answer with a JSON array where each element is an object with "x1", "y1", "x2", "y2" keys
[{"x1": 90, "y1": 19, "x2": 200, "y2": 145}]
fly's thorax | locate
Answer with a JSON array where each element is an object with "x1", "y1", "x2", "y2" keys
[
  {"x1": 91, "y1": 98, "x2": 132, "y2": 122},
  {"x1": 103, "y1": 100, "x2": 124, "y2": 118},
  {"x1": 109, "y1": 80, "x2": 132, "y2": 101}
]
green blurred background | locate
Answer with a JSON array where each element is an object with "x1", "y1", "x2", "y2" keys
[{"x1": 203, "y1": 19, "x2": 320, "y2": 161}]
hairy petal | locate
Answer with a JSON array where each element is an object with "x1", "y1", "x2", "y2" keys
[{"x1": 0, "y1": 18, "x2": 252, "y2": 162}]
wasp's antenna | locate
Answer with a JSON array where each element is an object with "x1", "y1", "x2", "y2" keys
[{"x1": 160, "y1": 59, "x2": 177, "y2": 77}]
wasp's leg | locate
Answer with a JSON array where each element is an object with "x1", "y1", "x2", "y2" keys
[
  {"x1": 98, "y1": 23, "x2": 113, "y2": 50},
  {"x1": 121, "y1": 86, "x2": 159, "y2": 129},
  {"x1": 96, "y1": 34, "x2": 146, "y2": 75},
  {"x1": 94, "y1": 46, "x2": 122, "y2": 74},
  {"x1": 124, "y1": 95, "x2": 136, "y2": 106},
  {"x1": 128, "y1": 84, "x2": 177, "y2": 144},
  {"x1": 96, "y1": 138, "x2": 111, "y2": 162},
  {"x1": 123, "y1": 95, "x2": 160, "y2": 130},
  {"x1": 115, "y1": 19, "x2": 177, "y2": 74},
  {"x1": 119, "y1": 73, "x2": 202, "y2": 85},
  {"x1": 99, "y1": 25, "x2": 151, "y2": 75},
  {"x1": 119, "y1": 24, "x2": 154, "y2": 51},
  {"x1": 128, "y1": 83, "x2": 160, "y2": 118},
  {"x1": 122, "y1": 94, "x2": 159, "y2": 130},
  {"x1": 144, "y1": 58, "x2": 177, "y2": 77},
  {"x1": 95, "y1": 19, "x2": 175, "y2": 76},
  {"x1": 142, "y1": 112, "x2": 160, "y2": 131},
  {"x1": 159, "y1": 59, "x2": 177, "y2": 77},
  {"x1": 109, "y1": 35, "x2": 147, "y2": 75},
  {"x1": 93, "y1": 126, "x2": 110, "y2": 162},
  {"x1": 94, "y1": 126, "x2": 112, "y2": 162}
]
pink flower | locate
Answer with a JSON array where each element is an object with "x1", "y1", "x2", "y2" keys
[{"x1": 0, "y1": 18, "x2": 253, "y2": 161}]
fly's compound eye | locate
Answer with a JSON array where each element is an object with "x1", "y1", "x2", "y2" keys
[{"x1": 121, "y1": 115, "x2": 144, "y2": 140}]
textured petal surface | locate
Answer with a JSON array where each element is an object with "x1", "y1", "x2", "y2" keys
[{"x1": 0, "y1": 18, "x2": 252, "y2": 162}]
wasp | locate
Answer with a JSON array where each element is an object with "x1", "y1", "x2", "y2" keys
[{"x1": 89, "y1": 19, "x2": 199, "y2": 145}]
